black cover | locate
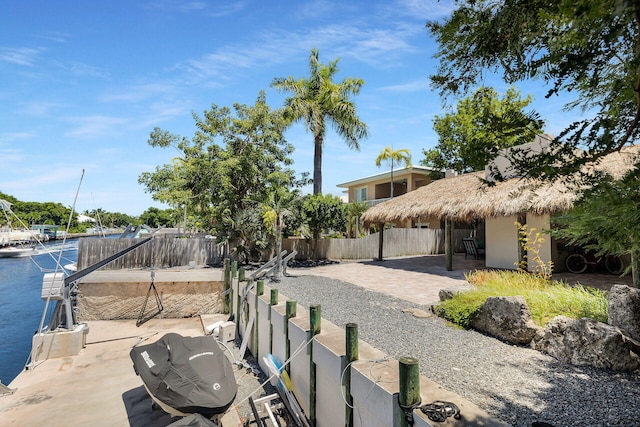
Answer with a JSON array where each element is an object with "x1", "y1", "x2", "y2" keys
[{"x1": 130, "y1": 333, "x2": 237, "y2": 417}]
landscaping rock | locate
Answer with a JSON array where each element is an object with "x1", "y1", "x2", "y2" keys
[
  {"x1": 438, "y1": 288, "x2": 461, "y2": 301},
  {"x1": 534, "y1": 316, "x2": 640, "y2": 371},
  {"x1": 608, "y1": 284, "x2": 640, "y2": 342},
  {"x1": 471, "y1": 296, "x2": 541, "y2": 344}
]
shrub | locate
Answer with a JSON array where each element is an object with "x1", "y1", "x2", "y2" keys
[{"x1": 433, "y1": 270, "x2": 608, "y2": 328}]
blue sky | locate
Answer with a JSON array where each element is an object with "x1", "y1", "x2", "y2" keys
[{"x1": 0, "y1": 0, "x2": 578, "y2": 216}]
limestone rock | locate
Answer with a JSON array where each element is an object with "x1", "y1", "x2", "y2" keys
[
  {"x1": 438, "y1": 288, "x2": 461, "y2": 301},
  {"x1": 402, "y1": 307, "x2": 433, "y2": 318},
  {"x1": 608, "y1": 284, "x2": 640, "y2": 342},
  {"x1": 471, "y1": 296, "x2": 541, "y2": 344},
  {"x1": 535, "y1": 316, "x2": 640, "y2": 371}
]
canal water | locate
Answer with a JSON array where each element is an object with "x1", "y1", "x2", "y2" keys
[{"x1": 0, "y1": 240, "x2": 79, "y2": 384}]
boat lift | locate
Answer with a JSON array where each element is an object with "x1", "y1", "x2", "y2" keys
[{"x1": 41, "y1": 236, "x2": 154, "y2": 331}]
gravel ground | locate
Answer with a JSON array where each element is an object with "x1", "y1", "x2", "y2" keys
[{"x1": 256, "y1": 273, "x2": 640, "y2": 427}]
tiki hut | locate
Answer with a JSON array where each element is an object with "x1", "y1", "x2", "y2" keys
[{"x1": 361, "y1": 144, "x2": 639, "y2": 271}]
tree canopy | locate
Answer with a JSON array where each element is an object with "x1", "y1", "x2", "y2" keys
[
  {"x1": 427, "y1": 0, "x2": 640, "y2": 180},
  {"x1": 421, "y1": 86, "x2": 544, "y2": 173},
  {"x1": 138, "y1": 91, "x2": 296, "y2": 249},
  {"x1": 376, "y1": 146, "x2": 412, "y2": 198},
  {"x1": 272, "y1": 48, "x2": 369, "y2": 194}
]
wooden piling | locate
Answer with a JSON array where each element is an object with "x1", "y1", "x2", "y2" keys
[
  {"x1": 223, "y1": 258, "x2": 231, "y2": 314},
  {"x1": 269, "y1": 289, "x2": 278, "y2": 354},
  {"x1": 399, "y1": 357, "x2": 420, "y2": 427},
  {"x1": 285, "y1": 300, "x2": 297, "y2": 374},
  {"x1": 254, "y1": 280, "x2": 264, "y2": 357},
  {"x1": 345, "y1": 323, "x2": 358, "y2": 427},
  {"x1": 309, "y1": 304, "x2": 321, "y2": 427},
  {"x1": 231, "y1": 260, "x2": 237, "y2": 278}
]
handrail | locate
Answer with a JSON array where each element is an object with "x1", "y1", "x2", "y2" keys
[
  {"x1": 250, "y1": 250, "x2": 287, "y2": 280},
  {"x1": 281, "y1": 250, "x2": 298, "y2": 276}
]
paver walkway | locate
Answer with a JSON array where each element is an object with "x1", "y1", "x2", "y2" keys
[{"x1": 289, "y1": 254, "x2": 486, "y2": 306}]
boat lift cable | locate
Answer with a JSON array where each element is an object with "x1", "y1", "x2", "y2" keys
[
  {"x1": 35, "y1": 169, "x2": 84, "y2": 339},
  {"x1": 25, "y1": 169, "x2": 85, "y2": 372}
]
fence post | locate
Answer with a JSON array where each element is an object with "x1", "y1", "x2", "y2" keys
[
  {"x1": 238, "y1": 267, "x2": 245, "y2": 282},
  {"x1": 399, "y1": 357, "x2": 420, "y2": 427},
  {"x1": 309, "y1": 304, "x2": 321, "y2": 427},
  {"x1": 269, "y1": 289, "x2": 278, "y2": 354},
  {"x1": 345, "y1": 323, "x2": 358, "y2": 427},
  {"x1": 254, "y1": 280, "x2": 264, "y2": 357},
  {"x1": 285, "y1": 300, "x2": 297, "y2": 374},
  {"x1": 223, "y1": 258, "x2": 231, "y2": 314},
  {"x1": 232, "y1": 260, "x2": 238, "y2": 278}
]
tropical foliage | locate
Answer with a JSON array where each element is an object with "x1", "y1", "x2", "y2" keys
[
  {"x1": 422, "y1": 87, "x2": 543, "y2": 173},
  {"x1": 375, "y1": 147, "x2": 411, "y2": 198},
  {"x1": 138, "y1": 91, "x2": 296, "y2": 256},
  {"x1": 427, "y1": 0, "x2": 640, "y2": 181},
  {"x1": 272, "y1": 48, "x2": 368, "y2": 194},
  {"x1": 552, "y1": 170, "x2": 640, "y2": 286}
]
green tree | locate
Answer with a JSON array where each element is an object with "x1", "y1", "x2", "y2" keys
[
  {"x1": 139, "y1": 207, "x2": 173, "y2": 228},
  {"x1": 139, "y1": 91, "x2": 295, "y2": 257},
  {"x1": 375, "y1": 147, "x2": 412, "y2": 198},
  {"x1": 346, "y1": 201, "x2": 368, "y2": 238},
  {"x1": 262, "y1": 180, "x2": 301, "y2": 277},
  {"x1": 553, "y1": 170, "x2": 640, "y2": 287},
  {"x1": 427, "y1": 0, "x2": 640, "y2": 181},
  {"x1": 272, "y1": 48, "x2": 369, "y2": 194},
  {"x1": 422, "y1": 87, "x2": 543, "y2": 173},
  {"x1": 301, "y1": 193, "x2": 347, "y2": 259}
]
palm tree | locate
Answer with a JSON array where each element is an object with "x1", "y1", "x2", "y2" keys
[
  {"x1": 347, "y1": 201, "x2": 369, "y2": 238},
  {"x1": 271, "y1": 48, "x2": 368, "y2": 194},
  {"x1": 375, "y1": 147, "x2": 411, "y2": 198}
]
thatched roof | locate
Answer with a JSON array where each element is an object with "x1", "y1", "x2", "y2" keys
[{"x1": 361, "y1": 146, "x2": 639, "y2": 224}]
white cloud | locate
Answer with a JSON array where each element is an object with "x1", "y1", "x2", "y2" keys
[
  {"x1": 0, "y1": 47, "x2": 42, "y2": 66},
  {"x1": 64, "y1": 115, "x2": 131, "y2": 138}
]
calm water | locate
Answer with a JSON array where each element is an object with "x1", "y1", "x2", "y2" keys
[{"x1": 0, "y1": 240, "x2": 78, "y2": 384}]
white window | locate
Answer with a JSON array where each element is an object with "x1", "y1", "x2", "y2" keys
[{"x1": 355, "y1": 187, "x2": 367, "y2": 202}]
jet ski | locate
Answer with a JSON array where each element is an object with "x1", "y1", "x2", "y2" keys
[{"x1": 130, "y1": 333, "x2": 237, "y2": 418}]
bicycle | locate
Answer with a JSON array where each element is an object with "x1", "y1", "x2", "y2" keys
[{"x1": 564, "y1": 251, "x2": 624, "y2": 274}]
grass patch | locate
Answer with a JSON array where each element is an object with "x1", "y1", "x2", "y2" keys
[{"x1": 433, "y1": 270, "x2": 608, "y2": 328}]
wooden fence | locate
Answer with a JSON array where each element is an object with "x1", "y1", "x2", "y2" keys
[
  {"x1": 77, "y1": 227, "x2": 475, "y2": 268},
  {"x1": 77, "y1": 237, "x2": 223, "y2": 270},
  {"x1": 283, "y1": 228, "x2": 446, "y2": 260}
]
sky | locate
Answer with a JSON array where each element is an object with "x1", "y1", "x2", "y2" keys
[{"x1": 0, "y1": 0, "x2": 579, "y2": 216}]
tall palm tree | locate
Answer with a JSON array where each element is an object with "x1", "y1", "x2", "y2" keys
[
  {"x1": 375, "y1": 147, "x2": 411, "y2": 198},
  {"x1": 272, "y1": 48, "x2": 368, "y2": 194}
]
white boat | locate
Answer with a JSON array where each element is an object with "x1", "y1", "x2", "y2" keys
[{"x1": 0, "y1": 245, "x2": 35, "y2": 258}]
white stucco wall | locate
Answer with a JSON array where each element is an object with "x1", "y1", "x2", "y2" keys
[{"x1": 485, "y1": 215, "x2": 520, "y2": 270}]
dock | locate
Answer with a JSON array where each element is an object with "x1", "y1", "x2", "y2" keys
[{"x1": 1, "y1": 317, "x2": 248, "y2": 427}]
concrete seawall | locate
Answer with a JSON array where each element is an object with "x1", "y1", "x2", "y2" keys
[{"x1": 76, "y1": 268, "x2": 225, "y2": 321}]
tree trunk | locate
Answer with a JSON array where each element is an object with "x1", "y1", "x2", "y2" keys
[
  {"x1": 378, "y1": 223, "x2": 384, "y2": 261},
  {"x1": 313, "y1": 134, "x2": 323, "y2": 194},
  {"x1": 390, "y1": 158, "x2": 394, "y2": 198},
  {"x1": 275, "y1": 215, "x2": 283, "y2": 278},
  {"x1": 445, "y1": 218, "x2": 452, "y2": 271}
]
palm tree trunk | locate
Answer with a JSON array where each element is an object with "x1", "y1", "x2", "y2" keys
[
  {"x1": 313, "y1": 133, "x2": 323, "y2": 194},
  {"x1": 390, "y1": 158, "x2": 394, "y2": 198}
]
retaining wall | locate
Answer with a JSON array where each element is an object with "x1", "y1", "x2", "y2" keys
[{"x1": 229, "y1": 268, "x2": 506, "y2": 427}]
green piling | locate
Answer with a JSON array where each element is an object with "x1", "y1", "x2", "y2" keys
[
  {"x1": 223, "y1": 258, "x2": 231, "y2": 314},
  {"x1": 231, "y1": 260, "x2": 238, "y2": 278},
  {"x1": 345, "y1": 323, "x2": 358, "y2": 427},
  {"x1": 269, "y1": 289, "x2": 278, "y2": 354},
  {"x1": 238, "y1": 267, "x2": 245, "y2": 282},
  {"x1": 399, "y1": 357, "x2": 421, "y2": 427},
  {"x1": 309, "y1": 304, "x2": 321, "y2": 427},
  {"x1": 285, "y1": 300, "x2": 297, "y2": 374},
  {"x1": 254, "y1": 280, "x2": 264, "y2": 357}
]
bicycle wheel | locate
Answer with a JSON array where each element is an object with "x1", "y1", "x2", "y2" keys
[
  {"x1": 565, "y1": 254, "x2": 588, "y2": 274},
  {"x1": 605, "y1": 255, "x2": 624, "y2": 275}
]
